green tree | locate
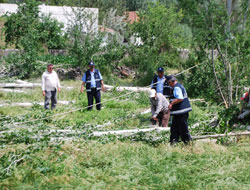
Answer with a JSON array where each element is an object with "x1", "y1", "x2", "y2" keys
[
  {"x1": 129, "y1": 2, "x2": 190, "y2": 85},
  {"x1": 3, "y1": 0, "x2": 66, "y2": 78},
  {"x1": 66, "y1": 7, "x2": 103, "y2": 67},
  {"x1": 3, "y1": 0, "x2": 65, "y2": 49},
  {"x1": 179, "y1": 0, "x2": 250, "y2": 107}
]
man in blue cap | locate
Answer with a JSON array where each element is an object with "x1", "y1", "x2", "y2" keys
[
  {"x1": 150, "y1": 67, "x2": 172, "y2": 127},
  {"x1": 80, "y1": 61, "x2": 105, "y2": 110},
  {"x1": 151, "y1": 67, "x2": 172, "y2": 98}
]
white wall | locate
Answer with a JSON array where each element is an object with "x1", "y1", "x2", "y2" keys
[{"x1": 0, "y1": 3, "x2": 98, "y2": 33}]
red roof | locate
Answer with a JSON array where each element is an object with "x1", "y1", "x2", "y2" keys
[
  {"x1": 125, "y1": 11, "x2": 139, "y2": 24},
  {"x1": 98, "y1": 25, "x2": 115, "y2": 34}
]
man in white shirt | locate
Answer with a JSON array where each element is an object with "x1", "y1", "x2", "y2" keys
[
  {"x1": 42, "y1": 64, "x2": 61, "y2": 109},
  {"x1": 150, "y1": 89, "x2": 170, "y2": 127}
]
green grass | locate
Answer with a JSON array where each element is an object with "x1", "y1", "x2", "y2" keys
[
  {"x1": 0, "y1": 139, "x2": 249, "y2": 189},
  {"x1": 0, "y1": 79, "x2": 249, "y2": 189}
]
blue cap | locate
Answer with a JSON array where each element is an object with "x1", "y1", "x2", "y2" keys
[
  {"x1": 88, "y1": 61, "x2": 95, "y2": 66},
  {"x1": 157, "y1": 67, "x2": 164, "y2": 72}
]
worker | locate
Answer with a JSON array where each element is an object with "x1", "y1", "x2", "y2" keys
[
  {"x1": 167, "y1": 75, "x2": 192, "y2": 144},
  {"x1": 151, "y1": 67, "x2": 173, "y2": 98},
  {"x1": 150, "y1": 89, "x2": 170, "y2": 127},
  {"x1": 42, "y1": 64, "x2": 61, "y2": 109},
  {"x1": 80, "y1": 61, "x2": 105, "y2": 111},
  {"x1": 238, "y1": 89, "x2": 250, "y2": 119}
]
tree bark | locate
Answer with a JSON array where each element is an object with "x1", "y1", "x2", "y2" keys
[
  {"x1": 243, "y1": 0, "x2": 250, "y2": 30},
  {"x1": 212, "y1": 47, "x2": 228, "y2": 108},
  {"x1": 227, "y1": 0, "x2": 233, "y2": 34}
]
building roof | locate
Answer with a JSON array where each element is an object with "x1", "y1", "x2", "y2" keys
[
  {"x1": 125, "y1": 11, "x2": 139, "y2": 24},
  {"x1": 98, "y1": 25, "x2": 115, "y2": 34}
]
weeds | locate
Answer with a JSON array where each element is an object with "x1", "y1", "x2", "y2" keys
[{"x1": 0, "y1": 80, "x2": 249, "y2": 189}]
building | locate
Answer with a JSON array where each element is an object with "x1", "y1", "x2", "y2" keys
[{"x1": 0, "y1": 3, "x2": 98, "y2": 33}]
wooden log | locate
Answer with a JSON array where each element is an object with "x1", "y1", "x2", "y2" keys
[
  {"x1": 92, "y1": 127, "x2": 170, "y2": 136},
  {"x1": 0, "y1": 88, "x2": 27, "y2": 93},
  {"x1": 105, "y1": 84, "x2": 150, "y2": 93},
  {"x1": 0, "y1": 83, "x2": 41, "y2": 88},
  {"x1": 140, "y1": 109, "x2": 151, "y2": 115},
  {"x1": 192, "y1": 131, "x2": 250, "y2": 140},
  {"x1": 0, "y1": 100, "x2": 75, "y2": 107},
  {"x1": 0, "y1": 80, "x2": 74, "y2": 90}
]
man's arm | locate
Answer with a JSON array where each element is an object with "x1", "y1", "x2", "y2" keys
[
  {"x1": 150, "y1": 99, "x2": 156, "y2": 117},
  {"x1": 98, "y1": 71, "x2": 106, "y2": 91},
  {"x1": 55, "y1": 72, "x2": 61, "y2": 92},
  {"x1": 168, "y1": 87, "x2": 184, "y2": 110},
  {"x1": 168, "y1": 99, "x2": 183, "y2": 110},
  {"x1": 101, "y1": 80, "x2": 105, "y2": 91},
  {"x1": 80, "y1": 82, "x2": 85, "y2": 93},
  {"x1": 80, "y1": 73, "x2": 86, "y2": 93},
  {"x1": 153, "y1": 97, "x2": 163, "y2": 117},
  {"x1": 42, "y1": 73, "x2": 46, "y2": 96}
]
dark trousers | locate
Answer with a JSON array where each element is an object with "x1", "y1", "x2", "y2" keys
[
  {"x1": 170, "y1": 113, "x2": 192, "y2": 144},
  {"x1": 44, "y1": 89, "x2": 57, "y2": 110},
  {"x1": 87, "y1": 88, "x2": 101, "y2": 110}
]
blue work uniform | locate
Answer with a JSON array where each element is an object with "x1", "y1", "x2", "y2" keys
[
  {"x1": 170, "y1": 83, "x2": 192, "y2": 144},
  {"x1": 82, "y1": 69, "x2": 103, "y2": 110}
]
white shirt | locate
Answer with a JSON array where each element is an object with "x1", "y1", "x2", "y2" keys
[
  {"x1": 150, "y1": 93, "x2": 169, "y2": 117},
  {"x1": 42, "y1": 70, "x2": 61, "y2": 91}
]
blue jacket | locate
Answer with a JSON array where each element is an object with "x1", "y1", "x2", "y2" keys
[
  {"x1": 85, "y1": 69, "x2": 102, "y2": 92},
  {"x1": 171, "y1": 83, "x2": 192, "y2": 115}
]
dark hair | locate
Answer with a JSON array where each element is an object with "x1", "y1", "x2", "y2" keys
[
  {"x1": 47, "y1": 64, "x2": 53, "y2": 67},
  {"x1": 167, "y1": 75, "x2": 177, "y2": 82}
]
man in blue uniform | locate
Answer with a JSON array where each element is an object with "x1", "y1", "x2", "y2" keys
[
  {"x1": 80, "y1": 61, "x2": 105, "y2": 110},
  {"x1": 151, "y1": 67, "x2": 173, "y2": 127},
  {"x1": 167, "y1": 75, "x2": 192, "y2": 144},
  {"x1": 151, "y1": 67, "x2": 172, "y2": 98}
]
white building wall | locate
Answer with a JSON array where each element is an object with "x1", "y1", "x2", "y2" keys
[{"x1": 0, "y1": 3, "x2": 98, "y2": 33}]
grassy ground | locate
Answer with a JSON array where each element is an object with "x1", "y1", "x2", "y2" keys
[
  {"x1": 0, "y1": 79, "x2": 249, "y2": 189},
  {"x1": 0, "y1": 139, "x2": 249, "y2": 189}
]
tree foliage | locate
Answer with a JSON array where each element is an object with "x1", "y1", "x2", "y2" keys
[
  {"x1": 3, "y1": 0, "x2": 65, "y2": 50},
  {"x1": 2, "y1": 0, "x2": 66, "y2": 78},
  {"x1": 128, "y1": 2, "x2": 191, "y2": 85},
  {"x1": 179, "y1": 0, "x2": 250, "y2": 107}
]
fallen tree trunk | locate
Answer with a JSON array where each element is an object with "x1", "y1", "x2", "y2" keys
[
  {"x1": 0, "y1": 83, "x2": 41, "y2": 88},
  {"x1": 105, "y1": 85, "x2": 150, "y2": 93},
  {"x1": 92, "y1": 127, "x2": 170, "y2": 136},
  {"x1": 0, "y1": 88, "x2": 27, "y2": 93},
  {"x1": 0, "y1": 100, "x2": 75, "y2": 107},
  {"x1": 192, "y1": 131, "x2": 250, "y2": 140},
  {"x1": 0, "y1": 80, "x2": 74, "y2": 90}
]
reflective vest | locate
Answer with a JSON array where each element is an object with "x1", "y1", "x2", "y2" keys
[
  {"x1": 152, "y1": 75, "x2": 173, "y2": 98},
  {"x1": 171, "y1": 83, "x2": 192, "y2": 115},
  {"x1": 85, "y1": 69, "x2": 102, "y2": 92}
]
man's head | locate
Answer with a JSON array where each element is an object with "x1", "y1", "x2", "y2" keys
[
  {"x1": 47, "y1": 64, "x2": 54, "y2": 73},
  {"x1": 149, "y1": 89, "x2": 157, "y2": 99},
  {"x1": 88, "y1": 61, "x2": 95, "y2": 71},
  {"x1": 157, "y1": 67, "x2": 164, "y2": 78},
  {"x1": 167, "y1": 75, "x2": 177, "y2": 87}
]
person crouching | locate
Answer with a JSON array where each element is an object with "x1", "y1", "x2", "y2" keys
[{"x1": 149, "y1": 89, "x2": 170, "y2": 127}]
